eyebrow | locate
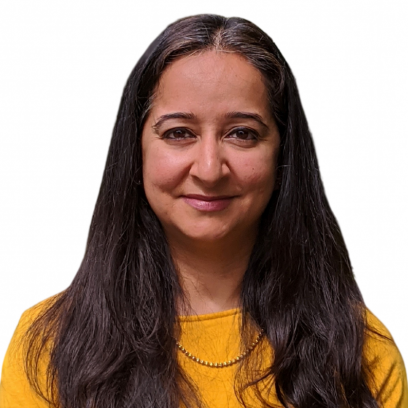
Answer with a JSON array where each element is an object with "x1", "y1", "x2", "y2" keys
[{"x1": 151, "y1": 111, "x2": 269, "y2": 131}]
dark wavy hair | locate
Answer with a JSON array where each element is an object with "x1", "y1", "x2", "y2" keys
[{"x1": 24, "y1": 14, "x2": 382, "y2": 408}]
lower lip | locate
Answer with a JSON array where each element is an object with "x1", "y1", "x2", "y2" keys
[{"x1": 182, "y1": 197, "x2": 233, "y2": 212}]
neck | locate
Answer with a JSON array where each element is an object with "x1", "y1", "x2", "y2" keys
[{"x1": 168, "y1": 232, "x2": 256, "y2": 316}]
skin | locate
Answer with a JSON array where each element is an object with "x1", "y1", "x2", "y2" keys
[{"x1": 142, "y1": 50, "x2": 280, "y2": 315}]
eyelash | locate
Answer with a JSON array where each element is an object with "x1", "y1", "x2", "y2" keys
[{"x1": 161, "y1": 127, "x2": 259, "y2": 141}]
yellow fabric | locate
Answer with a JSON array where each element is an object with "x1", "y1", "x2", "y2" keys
[
  {"x1": 0, "y1": 298, "x2": 53, "y2": 408},
  {"x1": 1, "y1": 298, "x2": 407, "y2": 408}
]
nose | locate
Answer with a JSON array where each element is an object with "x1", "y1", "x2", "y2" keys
[{"x1": 189, "y1": 134, "x2": 229, "y2": 186}]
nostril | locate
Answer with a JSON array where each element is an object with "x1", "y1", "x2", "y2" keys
[{"x1": 190, "y1": 155, "x2": 229, "y2": 185}]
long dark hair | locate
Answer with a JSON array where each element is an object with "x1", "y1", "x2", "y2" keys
[{"x1": 24, "y1": 14, "x2": 382, "y2": 408}]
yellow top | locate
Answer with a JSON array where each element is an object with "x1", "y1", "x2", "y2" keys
[{"x1": 1, "y1": 298, "x2": 407, "y2": 407}]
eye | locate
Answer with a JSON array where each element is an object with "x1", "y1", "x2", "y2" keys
[
  {"x1": 226, "y1": 127, "x2": 258, "y2": 141},
  {"x1": 161, "y1": 128, "x2": 195, "y2": 140}
]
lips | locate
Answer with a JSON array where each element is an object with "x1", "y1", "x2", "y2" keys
[
  {"x1": 183, "y1": 194, "x2": 233, "y2": 201},
  {"x1": 181, "y1": 194, "x2": 235, "y2": 212}
]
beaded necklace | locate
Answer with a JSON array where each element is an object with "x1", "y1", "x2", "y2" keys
[{"x1": 176, "y1": 329, "x2": 264, "y2": 368}]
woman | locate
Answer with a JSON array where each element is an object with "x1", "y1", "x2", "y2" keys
[{"x1": 0, "y1": 13, "x2": 406, "y2": 408}]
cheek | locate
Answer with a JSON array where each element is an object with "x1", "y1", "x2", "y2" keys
[
  {"x1": 143, "y1": 147, "x2": 189, "y2": 192},
  {"x1": 235, "y1": 154, "x2": 276, "y2": 193}
]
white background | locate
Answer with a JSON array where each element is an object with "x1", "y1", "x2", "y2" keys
[{"x1": 1, "y1": 0, "x2": 407, "y2": 371}]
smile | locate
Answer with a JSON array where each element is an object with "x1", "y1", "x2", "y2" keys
[{"x1": 181, "y1": 195, "x2": 235, "y2": 212}]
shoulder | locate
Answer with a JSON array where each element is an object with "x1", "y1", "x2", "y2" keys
[
  {"x1": 364, "y1": 308, "x2": 408, "y2": 407},
  {"x1": 5, "y1": 294, "x2": 60, "y2": 355},
  {"x1": 364, "y1": 308, "x2": 404, "y2": 365},
  {"x1": 0, "y1": 294, "x2": 61, "y2": 408},
  {"x1": 20, "y1": 294, "x2": 60, "y2": 325}
]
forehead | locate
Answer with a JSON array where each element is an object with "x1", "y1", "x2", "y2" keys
[{"x1": 151, "y1": 50, "x2": 270, "y2": 117}]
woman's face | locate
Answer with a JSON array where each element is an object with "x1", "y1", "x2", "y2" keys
[{"x1": 141, "y1": 50, "x2": 280, "y2": 246}]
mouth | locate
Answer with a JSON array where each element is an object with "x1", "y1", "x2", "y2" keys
[
  {"x1": 183, "y1": 194, "x2": 234, "y2": 201},
  {"x1": 181, "y1": 194, "x2": 235, "y2": 212}
]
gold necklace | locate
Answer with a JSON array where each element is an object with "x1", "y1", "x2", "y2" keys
[{"x1": 176, "y1": 329, "x2": 264, "y2": 368}]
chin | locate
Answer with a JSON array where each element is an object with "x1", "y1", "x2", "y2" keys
[
  {"x1": 182, "y1": 229, "x2": 229, "y2": 243},
  {"x1": 178, "y1": 221, "x2": 247, "y2": 245}
]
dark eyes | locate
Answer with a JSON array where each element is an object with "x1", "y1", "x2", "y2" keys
[
  {"x1": 161, "y1": 127, "x2": 259, "y2": 141},
  {"x1": 163, "y1": 128, "x2": 193, "y2": 140},
  {"x1": 231, "y1": 128, "x2": 258, "y2": 141}
]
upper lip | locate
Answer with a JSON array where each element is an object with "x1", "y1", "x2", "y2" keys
[{"x1": 182, "y1": 194, "x2": 235, "y2": 201}]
